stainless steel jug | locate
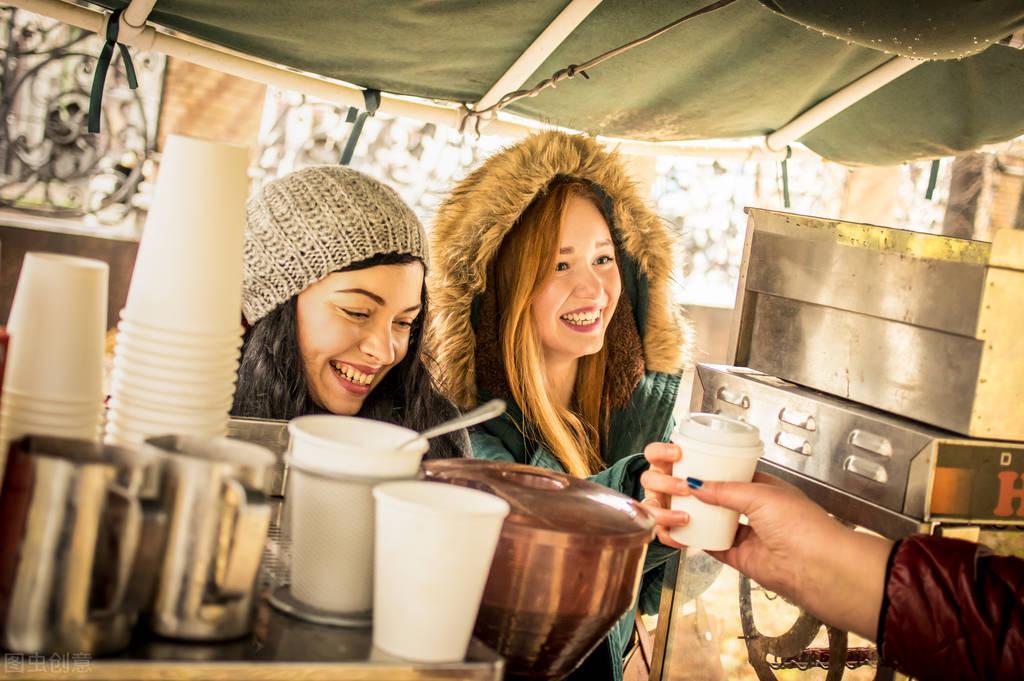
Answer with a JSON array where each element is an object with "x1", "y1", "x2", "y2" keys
[
  {"x1": 146, "y1": 435, "x2": 274, "y2": 640},
  {"x1": 0, "y1": 435, "x2": 161, "y2": 655}
]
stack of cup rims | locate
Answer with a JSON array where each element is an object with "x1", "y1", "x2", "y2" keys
[
  {"x1": 0, "y1": 253, "x2": 110, "y2": 486},
  {"x1": 105, "y1": 135, "x2": 249, "y2": 446}
]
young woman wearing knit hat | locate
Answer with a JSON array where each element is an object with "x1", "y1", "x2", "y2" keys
[
  {"x1": 428, "y1": 131, "x2": 719, "y2": 680},
  {"x1": 233, "y1": 165, "x2": 467, "y2": 459}
]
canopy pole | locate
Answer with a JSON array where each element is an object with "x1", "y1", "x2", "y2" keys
[
  {"x1": 765, "y1": 56, "x2": 922, "y2": 151},
  {"x1": 473, "y1": 0, "x2": 602, "y2": 113},
  {"x1": 119, "y1": 0, "x2": 157, "y2": 43},
  {"x1": 10, "y1": 0, "x2": 800, "y2": 161}
]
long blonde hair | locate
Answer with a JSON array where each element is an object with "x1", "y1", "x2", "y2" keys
[{"x1": 493, "y1": 179, "x2": 613, "y2": 477}]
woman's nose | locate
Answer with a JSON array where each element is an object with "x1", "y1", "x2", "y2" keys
[
  {"x1": 360, "y1": 323, "x2": 397, "y2": 365},
  {"x1": 574, "y1": 266, "x2": 604, "y2": 299}
]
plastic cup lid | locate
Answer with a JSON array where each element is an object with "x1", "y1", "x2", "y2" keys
[{"x1": 674, "y1": 413, "x2": 762, "y2": 450}]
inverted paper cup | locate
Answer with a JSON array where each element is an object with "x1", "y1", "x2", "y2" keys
[
  {"x1": 122, "y1": 135, "x2": 248, "y2": 336},
  {"x1": 2, "y1": 387, "x2": 103, "y2": 408},
  {"x1": 111, "y1": 344, "x2": 241, "y2": 374},
  {"x1": 372, "y1": 481, "x2": 509, "y2": 663},
  {"x1": 113, "y1": 333, "x2": 242, "y2": 365},
  {"x1": 109, "y1": 382, "x2": 234, "y2": 409},
  {"x1": 116, "y1": 318, "x2": 244, "y2": 349},
  {"x1": 1, "y1": 412, "x2": 102, "y2": 440},
  {"x1": 1, "y1": 406, "x2": 102, "y2": 431},
  {"x1": 669, "y1": 414, "x2": 763, "y2": 552},
  {"x1": 109, "y1": 366, "x2": 238, "y2": 398},
  {"x1": 110, "y1": 358, "x2": 239, "y2": 391},
  {"x1": 2, "y1": 392, "x2": 105, "y2": 417},
  {"x1": 107, "y1": 399, "x2": 229, "y2": 429},
  {"x1": 113, "y1": 337, "x2": 242, "y2": 365},
  {"x1": 4, "y1": 253, "x2": 108, "y2": 402}
]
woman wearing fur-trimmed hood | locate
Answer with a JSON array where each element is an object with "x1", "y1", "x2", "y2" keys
[{"x1": 428, "y1": 131, "x2": 716, "y2": 680}]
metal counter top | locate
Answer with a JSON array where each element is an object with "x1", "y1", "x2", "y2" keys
[{"x1": 2, "y1": 603, "x2": 503, "y2": 680}]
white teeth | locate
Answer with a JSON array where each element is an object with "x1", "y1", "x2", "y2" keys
[
  {"x1": 332, "y1": 362, "x2": 373, "y2": 385},
  {"x1": 561, "y1": 311, "x2": 601, "y2": 325}
]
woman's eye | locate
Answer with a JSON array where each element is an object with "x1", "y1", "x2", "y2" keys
[
  {"x1": 555, "y1": 262, "x2": 569, "y2": 272},
  {"x1": 595, "y1": 255, "x2": 615, "y2": 265},
  {"x1": 395, "y1": 319, "x2": 415, "y2": 330},
  {"x1": 340, "y1": 308, "x2": 369, "y2": 320}
]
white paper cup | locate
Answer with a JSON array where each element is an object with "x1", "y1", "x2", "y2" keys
[
  {"x1": 116, "y1": 318, "x2": 244, "y2": 349},
  {"x1": 286, "y1": 465, "x2": 377, "y2": 614},
  {"x1": 122, "y1": 135, "x2": 248, "y2": 336},
  {"x1": 284, "y1": 415, "x2": 429, "y2": 615},
  {"x1": 669, "y1": 414, "x2": 763, "y2": 551},
  {"x1": 111, "y1": 356, "x2": 239, "y2": 387},
  {"x1": 109, "y1": 383, "x2": 235, "y2": 412},
  {"x1": 111, "y1": 343, "x2": 241, "y2": 373},
  {"x1": 103, "y1": 418, "x2": 227, "y2": 446},
  {"x1": 2, "y1": 388, "x2": 102, "y2": 408},
  {"x1": 1, "y1": 410, "x2": 102, "y2": 441},
  {"x1": 4, "y1": 253, "x2": 108, "y2": 402},
  {"x1": 2, "y1": 393, "x2": 105, "y2": 417},
  {"x1": 109, "y1": 366, "x2": 238, "y2": 397},
  {"x1": 107, "y1": 399, "x2": 229, "y2": 429},
  {"x1": 113, "y1": 335, "x2": 243, "y2": 364},
  {"x1": 1, "y1": 409, "x2": 102, "y2": 434},
  {"x1": 372, "y1": 481, "x2": 510, "y2": 663}
]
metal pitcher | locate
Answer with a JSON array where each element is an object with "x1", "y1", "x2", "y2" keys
[
  {"x1": 146, "y1": 435, "x2": 274, "y2": 641},
  {"x1": 0, "y1": 435, "x2": 162, "y2": 655}
]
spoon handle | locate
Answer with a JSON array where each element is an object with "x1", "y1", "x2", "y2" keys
[{"x1": 415, "y1": 399, "x2": 507, "y2": 444}]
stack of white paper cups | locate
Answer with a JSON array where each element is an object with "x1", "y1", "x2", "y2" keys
[
  {"x1": 0, "y1": 253, "x2": 109, "y2": 484},
  {"x1": 104, "y1": 135, "x2": 249, "y2": 446}
]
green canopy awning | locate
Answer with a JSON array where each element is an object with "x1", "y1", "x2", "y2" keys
[{"x1": 88, "y1": 0, "x2": 1024, "y2": 165}]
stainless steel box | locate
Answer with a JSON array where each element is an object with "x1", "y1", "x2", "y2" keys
[{"x1": 729, "y1": 209, "x2": 1024, "y2": 441}]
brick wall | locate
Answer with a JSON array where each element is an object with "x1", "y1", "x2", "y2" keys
[{"x1": 157, "y1": 58, "x2": 267, "y2": 153}]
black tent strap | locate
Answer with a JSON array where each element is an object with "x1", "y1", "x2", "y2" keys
[
  {"x1": 88, "y1": 9, "x2": 139, "y2": 134},
  {"x1": 781, "y1": 145, "x2": 792, "y2": 208},
  {"x1": 925, "y1": 159, "x2": 941, "y2": 200},
  {"x1": 340, "y1": 88, "x2": 381, "y2": 166}
]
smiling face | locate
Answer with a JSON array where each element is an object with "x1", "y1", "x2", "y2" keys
[
  {"x1": 531, "y1": 195, "x2": 622, "y2": 365},
  {"x1": 295, "y1": 261, "x2": 424, "y2": 415}
]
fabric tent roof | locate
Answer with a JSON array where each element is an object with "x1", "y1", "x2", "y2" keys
[{"x1": 87, "y1": 0, "x2": 1024, "y2": 165}]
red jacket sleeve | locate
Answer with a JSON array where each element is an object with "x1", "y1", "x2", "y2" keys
[{"x1": 879, "y1": 534, "x2": 1024, "y2": 681}]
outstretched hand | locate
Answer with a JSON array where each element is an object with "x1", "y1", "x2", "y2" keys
[{"x1": 690, "y1": 473, "x2": 893, "y2": 640}]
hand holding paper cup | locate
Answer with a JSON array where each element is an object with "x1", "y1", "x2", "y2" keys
[{"x1": 669, "y1": 414, "x2": 763, "y2": 551}]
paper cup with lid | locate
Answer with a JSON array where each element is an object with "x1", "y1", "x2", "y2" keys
[{"x1": 669, "y1": 413, "x2": 763, "y2": 551}]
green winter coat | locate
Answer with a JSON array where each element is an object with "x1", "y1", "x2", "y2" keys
[{"x1": 428, "y1": 131, "x2": 699, "y2": 681}]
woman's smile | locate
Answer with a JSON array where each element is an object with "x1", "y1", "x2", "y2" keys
[
  {"x1": 329, "y1": 360, "x2": 378, "y2": 394},
  {"x1": 559, "y1": 306, "x2": 604, "y2": 333}
]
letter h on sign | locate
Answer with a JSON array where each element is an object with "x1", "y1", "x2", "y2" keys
[{"x1": 993, "y1": 471, "x2": 1024, "y2": 517}]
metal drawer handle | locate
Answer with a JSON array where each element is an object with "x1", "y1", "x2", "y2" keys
[
  {"x1": 848, "y1": 429, "x2": 893, "y2": 458},
  {"x1": 778, "y1": 408, "x2": 816, "y2": 432},
  {"x1": 843, "y1": 456, "x2": 888, "y2": 484},
  {"x1": 712, "y1": 409, "x2": 747, "y2": 422},
  {"x1": 774, "y1": 431, "x2": 811, "y2": 456},
  {"x1": 716, "y1": 387, "x2": 750, "y2": 409}
]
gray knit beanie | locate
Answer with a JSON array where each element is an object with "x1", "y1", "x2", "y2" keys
[{"x1": 242, "y1": 165, "x2": 427, "y2": 323}]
